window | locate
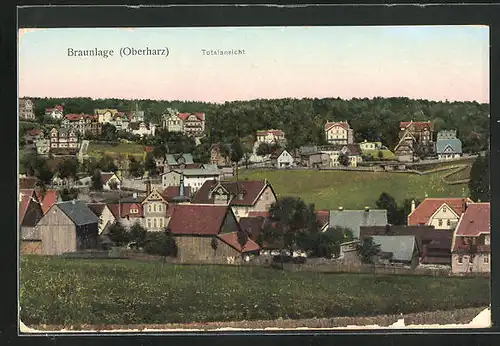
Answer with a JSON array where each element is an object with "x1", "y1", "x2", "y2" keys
[
  {"x1": 153, "y1": 218, "x2": 157, "y2": 228},
  {"x1": 458, "y1": 256, "x2": 463, "y2": 264},
  {"x1": 147, "y1": 219, "x2": 151, "y2": 228},
  {"x1": 438, "y1": 219, "x2": 443, "y2": 226},
  {"x1": 161, "y1": 218, "x2": 164, "y2": 228},
  {"x1": 447, "y1": 219, "x2": 451, "y2": 226},
  {"x1": 148, "y1": 205, "x2": 151, "y2": 212},
  {"x1": 153, "y1": 204, "x2": 157, "y2": 212},
  {"x1": 470, "y1": 256, "x2": 474, "y2": 264},
  {"x1": 443, "y1": 207, "x2": 447, "y2": 212},
  {"x1": 484, "y1": 256, "x2": 489, "y2": 264}
]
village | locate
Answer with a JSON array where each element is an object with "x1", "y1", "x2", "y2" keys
[{"x1": 18, "y1": 97, "x2": 491, "y2": 277}]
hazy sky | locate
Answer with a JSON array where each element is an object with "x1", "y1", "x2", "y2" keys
[{"x1": 18, "y1": 26, "x2": 489, "y2": 103}]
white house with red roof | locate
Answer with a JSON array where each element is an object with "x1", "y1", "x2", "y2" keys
[
  {"x1": 256, "y1": 129, "x2": 285, "y2": 144},
  {"x1": 324, "y1": 121, "x2": 354, "y2": 145},
  {"x1": 162, "y1": 109, "x2": 206, "y2": 137},
  {"x1": 87, "y1": 203, "x2": 117, "y2": 235},
  {"x1": 451, "y1": 202, "x2": 490, "y2": 274},
  {"x1": 45, "y1": 105, "x2": 64, "y2": 119},
  {"x1": 94, "y1": 108, "x2": 120, "y2": 124},
  {"x1": 100, "y1": 172, "x2": 121, "y2": 191},
  {"x1": 106, "y1": 196, "x2": 145, "y2": 229},
  {"x1": 399, "y1": 121, "x2": 434, "y2": 145},
  {"x1": 407, "y1": 197, "x2": 472, "y2": 230}
]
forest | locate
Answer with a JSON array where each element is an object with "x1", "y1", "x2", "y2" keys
[{"x1": 30, "y1": 96, "x2": 490, "y2": 153}]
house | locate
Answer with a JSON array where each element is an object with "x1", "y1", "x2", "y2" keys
[
  {"x1": 23, "y1": 129, "x2": 44, "y2": 145},
  {"x1": 62, "y1": 113, "x2": 98, "y2": 135},
  {"x1": 129, "y1": 122, "x2": 155, "y2": 137},
  {"x1": 167, "y1": 204, "x2": 259, "y2": 263},
  {"x1": 100, "y1": 172, "x2": 121, "y2": 191},
  {"x1": 256, "y1": 129, "x2": 285, "y2": 144},
  {"x1": 45, "y1": 105, "x2": 64, "y2": 119},
  {"x1": 94, "y1": 108, "x2": 120, "y2": 124},
  {"x1": 275, "y1": 149, "x2": 294, "y2": 169},
  {"x1": 165, "y1": 153, "x2": 195, "y2": 170},
  {"x1": 161, "y1": 176, "x2": 192, "y2": 203},
  {"x1": 49, "y1": 127, "x2": 78, "y2": 151},
  {"x1": 324, "y1": 121, "x2": 354, "y2": 145},
  {"x1": 299, "y1": 151, "x2": 330, "y2": 168},
  {"x1": 129, "y1": 104, "x2": 145, "y2": 123},
  {"x1": 360, "y1": 225, "x2": 453, "y2": 265},
  {"x1": 30, "y1": 200, "x2": 100, "y2": 255},
  {"x1": 393, "y1": 132, "x2": 416, "y2": 162},
  {"x1": 399, "y1": 121, "x2": 434, "y2": 145},
  {"x1": 109, "y1": 112, "x2": 130, "y2": 131},
  {"x1": 407, "y1": 197, "x2": 472, "y2": 230},
  {"x1": 106, "y1": 195, "x2": 145, "y2": 229},
  {"x1": 162, "y1": 110, "x2": 206, "y2": 137},
  {"x1": 327, "y1": 207, "x2": 388, "y2": 238},
  {"x1": 141, "y1": 186, "x2": 169, "y2": 231},
  {"x1": 19, "y1": 98, "x2": 35, "y2": 120},
  {"x1": 436, "y1": 130, "x2": 462, "y2": 160},
  {"x1": 192, "y1": 179, "x2": 277, "y2": 220},
  {"x1": 322, "y1": 144, "x2": 362, "y2": 167},
  {"x1": 161, "y1": 168, "x2": 221, "y2": 193},
  {"x1": 451, "y1": 202, "x2": 490, "y2": 274},
  {"x1": 35, "y1": 139, "x2": 50, "y2": 155},
  {"x1": 87, "y1": 203, "x2": 117, "y2": 235},
  {"x1": 370, "y1": 235, "x2": 420, "y2": 268},
  {"x1": 359, "y1": 140, "x2": 382, "y2": 151},
  {"x1": 19, "y1": 189, "x2": 44, "y2": 255},
  {"x1": 210, "y1": 143, "x2": 231, "y2": 167}
]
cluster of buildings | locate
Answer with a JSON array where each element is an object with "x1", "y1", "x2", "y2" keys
[
  {"x1": 19, "y1": 168, "x2": 490, "y2": 274},
  {"x1": 161, "y1": 108, "x2": 206, "y2": 137}
]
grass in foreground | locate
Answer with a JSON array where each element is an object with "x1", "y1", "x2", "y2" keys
[
  {"x1": 20, "y1": 256, "x2": 489, "y2": 326},
  {"x1": 239, "y1": 169, "x2": 468, "y2": 210}
]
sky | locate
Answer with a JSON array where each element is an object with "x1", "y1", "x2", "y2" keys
[{"x1": 18, "y1": 26, "x2": 489, "y2": 103}]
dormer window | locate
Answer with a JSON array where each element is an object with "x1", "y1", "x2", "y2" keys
[{"x1": 443, "y1": 207, "x2": 447, "y2": 212}]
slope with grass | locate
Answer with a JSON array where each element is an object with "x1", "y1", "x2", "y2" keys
[
  {"x1": 20, "y1": 256, "x2": 489, "y2": 326},
  {"x1": 87, "y1": 141, "x2": 144, "y2": 160},
  {"x1": 239, "y1": 169, "x2": 467, "y2": 210}
]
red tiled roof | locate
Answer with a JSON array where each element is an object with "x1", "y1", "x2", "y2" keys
[
  {"x1": 217, "y1": 232, "x2": 260, "y2": 253},
  {"x1": 315, "y1": 210, "x2": 329, "y2": 227},
  {"x1": 65, "y1": 113, "x2": 94, "y2": 121},
  {"x1": 19, "y1": 177, "x2": 38, "y2": 189},
  {"x1": 27, "y1": 129, "x2": 42, "y2": 136},
  {"x1": 35, "y1": 189, "x2": 58, "y2": 214},
  {"x1": 324, "y1": 121, "x2": 350, "y2": 132},
  {"x1": 453, "y1": 237, "x2": 491, "y2": 253},
  {"x1": 455, "y1": 203, "x2": 490, "y2": 237},
  {"x1": 399, "y1": 121, "x2": 433, "y2": 131},
  {"x1": 408, "y1": 198, "x2": 471, "y2": 226},
  {"x1": 45, "y1": 105, "x2": 63, "y2": 112},
  {"x1": 107, "y1": 202, "x2": 144, "y2": 219},
  {"x1": 143, "y1": 146, "x2": 153, "y2": 152},
  {"x1": 192, "y1": 180, "x2": 271, "y2": 206},
  {"x1": 256, "y1": 129, "x2": 284, "y2": 137},
  {"x1": 167, "y1": 204, "x2": 231, "y2": 235},
  {"x1": 19, "y1": 189, "x2": 37, "y2": 223},
  {"x1": 176, "y1": 112, "x2": 205, "y2": 121},
  {"x1": 161, "y1": 186, "x2": 192, "y2": 200}
]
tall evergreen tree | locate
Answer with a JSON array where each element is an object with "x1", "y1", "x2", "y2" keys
[{"x1": 469, "y1": 153, "x2": 490, "y2": 202}]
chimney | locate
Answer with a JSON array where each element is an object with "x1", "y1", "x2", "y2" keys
[
  {"x1": 411, "y1": 199, "x2": 416, "y2": 213},
  {"x1": 146, "y1": 179, "x2": 152, "y2": 196},
  {"x1": 338, "y1": 206, "x2": 344, "y2": 211},
  {"x1": 462, "y1": 198, "x2": 467, "y2": 214},
  {"x1": 179, "y1": 173, "x2": 185, "y2": 197},
  {"x1": 364, "y1": 206, "x2": 370, "y2": 212}
]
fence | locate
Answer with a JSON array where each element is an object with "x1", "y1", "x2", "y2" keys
[{"x1": 278, "y1": 262, "x2": 490, "y2": 277}]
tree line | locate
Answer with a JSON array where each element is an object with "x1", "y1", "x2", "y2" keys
[{"x1": 28, "y1": 96, "x2": 489, "y2": 153}]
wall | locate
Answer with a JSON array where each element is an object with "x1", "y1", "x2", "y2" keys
[
  {"x1": 185, "y1": 175, "x2": 219, "y2": 193},
  {"x1": 451, "y1": 253, "x2": 490, "y2": 274},
  {"x1": 161, "y1": 171, "x2": 181, "y2": 189},
  {"x1": 174, "y1": 236, "x2": 242, "y2": 264},
  {"x1": 428, "y1": 204, "x2": 460, "y2": 230},
  {"x1": 37, "y1": 207, "x2": 77, "y2": 255}
]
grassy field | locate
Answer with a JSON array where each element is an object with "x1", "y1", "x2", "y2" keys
[
  {"x1": 444, "y1": 165, "x2": 472, "y2": 182},
  {"x1": 20, "y1": 256, "x2": 489, "y2": 326},
  {"x1": 87, "y1": 141, "x2": 144, "y2": 160},
  {"x1": 239, "y1": 169, "x2": 468, "y2": 210},
  {"x1": 361, "y1": 149, "x2": 396, "y2": 160}
]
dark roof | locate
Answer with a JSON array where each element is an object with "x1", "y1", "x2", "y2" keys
[
  {"x1": 217, "y1": 232, "x2": 260, "y2": 253},
  {"x1": 371, "y1": 235, "x2": 418, "y2": 262},
  {"x1": 56, "y1": 200, "x2": 100, "y2": 226},
  {"x1": 87, "y1": 203, "x2": 106, "y2": 217},
  {"x1": 360, "y1": 225, "x2": 453, "y2": 252},
  {"x1": 329, "y1": 209, "x2": 388, "y2": 238},
  {"x1": 167, "y1": 204, "x2": 233, "y2": 235},
  {"x1": 192, "y1": 180, "x2": 271, "y2": 206},
  {"x1": 19, "y1": 177, "x2": 38, "y2": 189},
  {"x1": 161, "y1": 186, "x2": 192, "y2": 201},
  {"x1": 239, "y1": 216, "x2": 266, "y2": 239}
]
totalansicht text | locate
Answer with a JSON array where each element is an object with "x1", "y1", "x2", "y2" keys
[{"x1": 67, "y1": 47, "x2": 170, "y2": 58}]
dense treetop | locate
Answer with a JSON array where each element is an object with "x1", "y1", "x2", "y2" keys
[{"x1": 30, "y1": 97, "x2": 489, "y2": 153}]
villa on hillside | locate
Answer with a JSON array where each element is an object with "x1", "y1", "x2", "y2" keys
[
  {"x1": 407, "y1": 197, "x2": 472, "y2": 230},
  {"x1": 45, "y1": 105, "x2": 64, "y2": 119},
  {"x1": 324, "y1": 121, "x2": 354, "y2": 145},
  {"x1": 436, "y1": 130, "x2": 463, "y2": 160},
  {"x1": 162, "y1": 109, "x2": 206, "y2": 137},
  {"x1": 19, "y1": 98, "x2": 35, "y2": 120},
  {"x1": 255, "y1": 129, "x2": 286, "y2": 144},
  {"x1": 394, "y1": 121, "x2": 434, "y2": 162}
]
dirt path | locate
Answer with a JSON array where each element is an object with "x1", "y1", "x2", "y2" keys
[{"x1": 28, "y1": 306, "x2": 487, "y2": 331}]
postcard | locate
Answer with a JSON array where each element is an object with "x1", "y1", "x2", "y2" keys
[{"x1": 17, "y1": 23, "x2": 491, "y2": 333}]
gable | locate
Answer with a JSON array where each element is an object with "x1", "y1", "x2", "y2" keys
[
  {"x1": 38, "y1": 205, "x2": 74, "y2": 226},
  {"x1": 429, "y1": 203, "x2": 460, "y2": 221},
  {"x1": 142, "y1": 189, "x2": 167, "y2": 204}
]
